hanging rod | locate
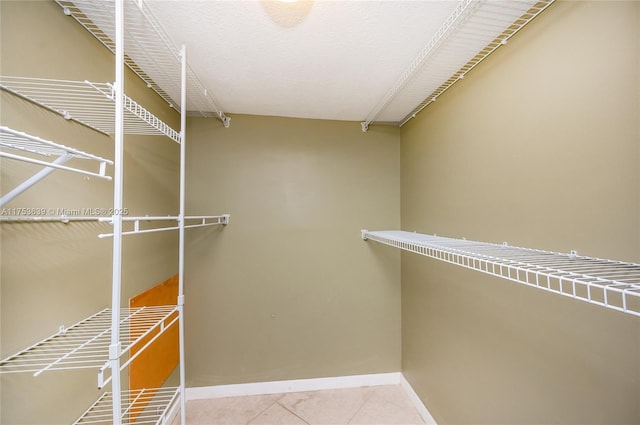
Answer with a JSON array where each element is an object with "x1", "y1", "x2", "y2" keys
[
  {"x1": 74, "y1": 386, "x2": 180, "y2": 425},
  {"x1": 361, "y1": 0, "x2": 555, "y2": 130},
  {"x1": 0, "y1": 76, "x2": 181, "y2": 142},
  {"x1": 0, "y1": 214, "x2": 230, "y2": 235},
  {"x1": 97, "y1": 214, "x2": 230, "y2": 238},
  {"x1": 362, "y1": 230, "x2": 640, "y2": 317},
  {"x1": 55, "y1": 0, "x2": 230, "y2": 127}
]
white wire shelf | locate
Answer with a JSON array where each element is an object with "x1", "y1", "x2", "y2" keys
[
  {"x1": 362, "y1": 230, "x2": 640, "y2": 317},
  {"x1": 398, "y1": 0, "x2": 556, "y2": 126},
  {"x1": 0, "y1": 126, "x2": 113, "y2": 179},
  {"x1": 55, "y1": 0, "x2": 230, "y2": 127},
  {"x1": 362, "y1": 0, "x2": 555, "y2": 129},
  {"x1": 0, "y1": 306, "x2": 179, "y2": 385},
  {"x1": 74, "y1": 386, "x2": 179, "y2": 425},
  {"x1": 97, "y1": 214, "x2": 230, "y2": 238},
  {"x1": 0, "y1": 76, "x2": 181, "y2": 142}
]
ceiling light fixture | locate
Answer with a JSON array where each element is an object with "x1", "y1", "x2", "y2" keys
[{"x1": 262, "y1": 0, "x2": 312, "y2": 28}]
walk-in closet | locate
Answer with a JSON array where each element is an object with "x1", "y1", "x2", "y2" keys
[{"x1": 1, "y1": 1, "x2": 639, "y2": 424}]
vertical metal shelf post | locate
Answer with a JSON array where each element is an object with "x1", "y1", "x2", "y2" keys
[
  {"x1": 178, "y1": 43, "x2": 188, "y2": 425},
  {"x1": 110, "y1": 0, "x2": 125, "y2": 423}
]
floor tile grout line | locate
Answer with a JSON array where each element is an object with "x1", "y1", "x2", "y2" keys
[
  {"x1": 345, "y1": 386, "x2": 378, "y2": 425},
  {"x1": 381, "y1": 387, "x2": 420, "y2": 411},
  {"x1": 276, "y1": 399, "x2": 312, "y2": 425},
  {"x1": 244, "y1": 394, "x2": 286, "y2": 425},
  {"x1": 372, "y1": 386, "x2": 428, "y2": 424},
  {"x1": 182, "y1": 384, "x2": 425, "y2": 425}
]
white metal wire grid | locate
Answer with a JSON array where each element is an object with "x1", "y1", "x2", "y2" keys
[
  {"x1": 362, "y1": 230, "x2": 640, "y2": 317},
  {"x1": 55, "y1": 0, "x2": 229, "y2": 125},
  {"x1": 0, "y1": 76, "x2": 181, "y2": 142},
  {"x1": 398, "y1": 0, "x2": 555, "y2": 125},
  {"x1": 74, "y1": 387, "x2": 180, "y2": 425},
  {"x1": 0, "y1": 306, "x2": 179, "y2": 378},
  {"x1": 0, "y1": 126, "x2": 113, "y2": 179},
  {"x1": 363, "y1": 0, "x2": 555, "y2": 127}
]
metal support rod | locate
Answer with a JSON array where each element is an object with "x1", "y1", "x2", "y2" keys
[
  {"x1": 0, "y1": 154, "x2": 71, "y2": 207},
  {"x1": 0, "y1": 152, "x2": 111, "y2": 180},
  {"x1": 98, "y1": 225, "x2": 181, "y2": 239},
  {"x1": 178, "y1": 43, "x2": 188, "y2": 425},
  {"x1": 110, "y1": 0, "x2": 124, "y2": 423},
  {"x1": 95, "y1": 215, "x2": 228, "y2": 238}
]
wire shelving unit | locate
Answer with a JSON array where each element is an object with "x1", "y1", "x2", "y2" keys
[
  {"x1": 54, "y1": 0, "x2": 230, "y2": 127},
  {"x1": 1, "y1": 1, "x2": 230, "y2": 424},
  {"x1": 362, "y1": 230, "x2": 640, "y2": 317},
  {"x1": 0, "y1": 77, "x2": 181, "y2": 143}
]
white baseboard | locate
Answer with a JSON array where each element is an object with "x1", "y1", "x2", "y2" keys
[
  {"x1": 186, "y1": 372, "x2": 436, "y2": 424},
  {"x1": 186, "y1": 372, "x2": 402, "y2": 400},
  {"x1": 399, "y1": 374, "x2": 437, "y2": 425}
]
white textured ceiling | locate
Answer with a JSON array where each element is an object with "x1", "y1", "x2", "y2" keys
[{"x1": 145, "y1": 0, "x2": 460, "y2": 123}]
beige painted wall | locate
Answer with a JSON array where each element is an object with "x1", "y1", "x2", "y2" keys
[
  {"x1": 4, "y1": 0, "x2": 637, "y2": 424},
  {"x1": 399, "y1": 1, "x2": 640, "y2": 424},
  {"x1": 1, "y1": 2, "x2": 181, "y2": 423},
  {"x1": 184, "y1": 114, "x2": 400, "y2": 386}
]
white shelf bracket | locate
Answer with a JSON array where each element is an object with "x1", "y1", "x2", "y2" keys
[
  {"x1": 108, "y1": 342, "x2": 122, "y2": 361},
  {"x1": 97, "y1": 368, "x2": 106, "y2": 389},
  {"x1": 360, "y1": 122, "x2": 369, "y2": 133},
  {"x1": 99, "y1": 161, "x2": 107, "y2": 177}
]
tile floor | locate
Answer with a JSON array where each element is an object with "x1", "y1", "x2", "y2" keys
[{"x1": 176, "y1": 385, "x2": 425, "y2": 425}]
